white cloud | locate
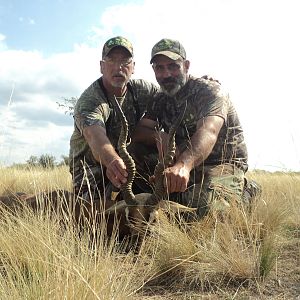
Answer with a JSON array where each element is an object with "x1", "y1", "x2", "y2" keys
[
  {"x1": 0, "y1": 45, "x2": 100, "y2": 165},
  {"x1": 88, "y1": 0, "x2": 300, "y2": 171},
  {"x1": 1, "y1": 0, "x2": 299, "y2": 170},
  {"x1": 0, "y1": 33, "x2": 7, "y2": 51},
  {"x1": 18, "y1": 16, "x2": 35, "y2": 25},
  {"x1": 0, "y1": 122, "x2": 73, "y2": 165},
  {"x1": 28, "y1": 18, "x2": 35, "y2": 25}
]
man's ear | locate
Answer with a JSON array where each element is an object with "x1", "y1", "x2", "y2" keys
[
  {"x1": 100, "y1": 60, "x2": 104, "y2": 74},
  {"x1": 184, "y1": 60, "x2": 190, "y2": 72},
  {"x1": 131, "y1": 61, "x2": 135, "y2": 75}
]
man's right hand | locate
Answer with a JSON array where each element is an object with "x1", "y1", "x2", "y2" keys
[
  {"x1": 106, "y1": 158, "x2": 128, "y2": 188},
  {"x1": 164, "y1": 162, "x2": 190, "y2": 193}
]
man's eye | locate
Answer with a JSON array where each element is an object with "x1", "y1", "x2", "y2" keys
[
  {"x1": 154, "y1": 65, "x2": 164, "y2": 72},
  {"x1": 169, "y1": 64, "x2": 180, "y2": 71}
]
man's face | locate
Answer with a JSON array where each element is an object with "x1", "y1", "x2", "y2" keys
[
  {"x1": 152, "y1": 55, "x2": 189, "y2": 96},
  {"x1": 100, "y1": 47, "x2": 135, "y2": 89}
]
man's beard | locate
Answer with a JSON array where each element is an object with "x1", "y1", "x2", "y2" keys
[
  {"x1": 111, "y1": 72, "x2": 128, "y2": 88},
  {"x1": 160, "y1": 74, "x2": 187, "y2": 96}
]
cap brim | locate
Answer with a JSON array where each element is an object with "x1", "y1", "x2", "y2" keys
[
  {"x1": 104, "y1": 45, "x2": 133, "y2": 58},
  {"x1": 150, "y1": 51, "x2": 182, "y2": 63}
]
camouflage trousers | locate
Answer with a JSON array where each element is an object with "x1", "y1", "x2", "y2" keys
[{"x1": 168, "y1": 164, "x2": 246, "y2": 218}]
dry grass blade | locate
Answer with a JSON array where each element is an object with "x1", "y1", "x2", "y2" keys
[{"x1": 0, "y1": 167, "x2": 299, "y2": 298}]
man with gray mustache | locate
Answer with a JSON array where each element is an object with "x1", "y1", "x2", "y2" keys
[{"x1": 69, "y1": 36, "x2": 159, "y2": 203}]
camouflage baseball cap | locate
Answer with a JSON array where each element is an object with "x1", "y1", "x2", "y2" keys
[
  {"x1": 102, "y1": 36, "x2": 134, "y2": 59},
  {"x1": 150, "y1": 38, "x2": 186, "y2": 63}
]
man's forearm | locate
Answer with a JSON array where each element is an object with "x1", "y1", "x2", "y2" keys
[
  {"x1": 83, "y1": 125, "x2": 119, "y2": 167},
  {"x1": 95, "y1": 143, "x2": 120, "y2": 167},
  {"x1": 175, "y1": 116, "x2": 224, "y2": 171},
  {"x1": 132, "y1": 124, "x2": 158, "y2": 145},
  {"x1": 175, "y1": 129, "x2": 217, "y2": 171}
]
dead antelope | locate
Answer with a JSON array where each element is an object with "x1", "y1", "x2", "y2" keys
[
  {"x1": 0, "y1": 188, "x2": 123, "y2": 235},
  {"x1": 0, "y1": 190, "x2": 76, "y2": 216},
  {"x1": 105, "y1": 96, "x2": 196, "y2": 241}
]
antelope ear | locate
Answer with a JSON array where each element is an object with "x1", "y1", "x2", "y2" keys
[
  {"x1": 104, "y1": 200, "x2": 127, "y2": 215},
  {"x1": 158, "y1": 200, "x2": 197, "y2": 213}
]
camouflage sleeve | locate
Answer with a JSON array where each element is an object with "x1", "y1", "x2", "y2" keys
[
  {"x1": 73, "y1": 83, "x2": 111, "y2": 135},
  {"x1": 196, "y1": 80, "x2": 230, "y2": 122}
]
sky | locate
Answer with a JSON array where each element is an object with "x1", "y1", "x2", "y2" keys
[{"x1": 0, "y1": 0, "x2": 299, "y2": 172}]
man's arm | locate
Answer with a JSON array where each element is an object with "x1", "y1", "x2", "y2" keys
[
  {"x1": 164, "y1": 115, "x2": 224, "y2": 193},
  {"x1": 132, "y1": 118, "x2": 158, "y2": 145},
  {"x1": 132, "y1": 118, "x2": 171, "y2": 160},
  {"x1": 83, "y1": 124, "x2": 127, "y2": 188}
]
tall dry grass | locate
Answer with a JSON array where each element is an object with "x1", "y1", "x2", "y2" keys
[
  {"x1": 0, "y1": 166, "x2": 299, "y2": 298},
  {"x1": 0, "y1": 165, "x2": 72, "y2": 195}
]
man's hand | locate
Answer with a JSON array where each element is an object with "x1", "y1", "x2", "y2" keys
[
  {"x1": 106, "y1": 158, "x2": 128, "y2": 188},
  {"x1": 164, "y1": 162, "x2": 190, "y2": 193}
]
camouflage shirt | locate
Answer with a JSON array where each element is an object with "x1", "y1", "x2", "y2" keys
[
  {"x1": 145, "y1": 75, "x2": 248, "y2": 171},
  {"x1": 69, "y1": 78, "x2": 159, "y2": 173}
]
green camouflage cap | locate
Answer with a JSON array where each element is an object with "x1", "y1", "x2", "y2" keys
[
  {"x1": 102, "y1": 36, "x2": 134, "y2": 59},
  {"x1": 150, "y1": 38, "x2": 186, "y2": 63}
]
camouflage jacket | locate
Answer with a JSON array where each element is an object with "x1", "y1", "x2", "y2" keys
[
  {"x1": 69, "y1": 78, "x2": 159, "y2": 173},
  {"x1": 145, "y1": 75, "x2": 248, "y2": 171}
]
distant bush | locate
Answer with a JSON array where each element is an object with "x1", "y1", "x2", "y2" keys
[
  {"x1": 38, "y1": 154, "x2": 56, "y2": 168},
  {"x1": 9, "y1": 154, "x2": 69, "y2": 169},
  {"x1": 57, "y1": 97, "x2": 77, "y2": 116}
]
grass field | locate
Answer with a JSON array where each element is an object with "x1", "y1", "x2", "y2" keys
[{"x1": 0, "y1": 166, "x2": 299, "y2": 299}]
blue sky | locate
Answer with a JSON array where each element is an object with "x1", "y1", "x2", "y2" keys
[
  {"x1": 0, "y1": 0, "x2": 125, "y2": 53},
  {"x1": 0, "y1": 0, "x2": 299, "y2": 171}
]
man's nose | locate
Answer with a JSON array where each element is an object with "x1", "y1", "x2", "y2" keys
[
  {"x1": 113, "y1": 63, "x2": 123, "y2": 71},
  {"x1": 161, "y1": 67, "x2": 172, "y2": 78}
]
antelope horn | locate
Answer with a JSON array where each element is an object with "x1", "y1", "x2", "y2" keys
[
  {"x1": 110, "y1": 96, "x2": 138, "y2": 206},
  {"x1": 147, "y1": 100, "x2": 187, "y2": 206}
]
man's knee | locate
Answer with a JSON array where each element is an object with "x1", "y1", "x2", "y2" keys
[{"x1": 173, "y1": 172, "x2": 245, "y2": 219}]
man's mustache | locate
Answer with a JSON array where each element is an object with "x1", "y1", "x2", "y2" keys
[
  {"x1": 161, "y1": 77, "x2": 177, "y2": 84},
  {"x1": 113, "y1": 72, "x2": 126, "y2": 78}
]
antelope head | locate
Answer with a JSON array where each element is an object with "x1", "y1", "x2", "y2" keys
[{"x1": 106, "y1": 96, "x2": 196, "y2": 236}]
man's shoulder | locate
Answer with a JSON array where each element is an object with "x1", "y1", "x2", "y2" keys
[
  {"x1": 186, "y1": 75, "x2": 229, "y2": 98},
  {"x1": 188, "y1": 75, "x2": 221, "y2": 89},
  {"x1": 80, "y1": 78, "x2": 102, "y2": 96},
  {"x1": 74, "y1": 78, "x2": 107, "y2": 112}
]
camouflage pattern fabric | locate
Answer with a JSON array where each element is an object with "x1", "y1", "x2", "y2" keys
[
  {"x1": 102, "y1": 36, "x2": 134, "y2": 59},
  {"x1": 150, "y1": 38, "x2": 186, "y2": 63},
  {"x1": 69, "y1": 78, "x2": 159, "y2": 199},
  {"x1": 169, "y1": 164, "x2": 245, "y2": 218},
  {"x1": 242, "y1": 178, "x2": 262, "y2": 207},
  {"x1": 145, "y1": 75, "x2": 249, "y2": 216},
  {"x1": 146, "y1": 75, "x2": 248, "y2": 173}
]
